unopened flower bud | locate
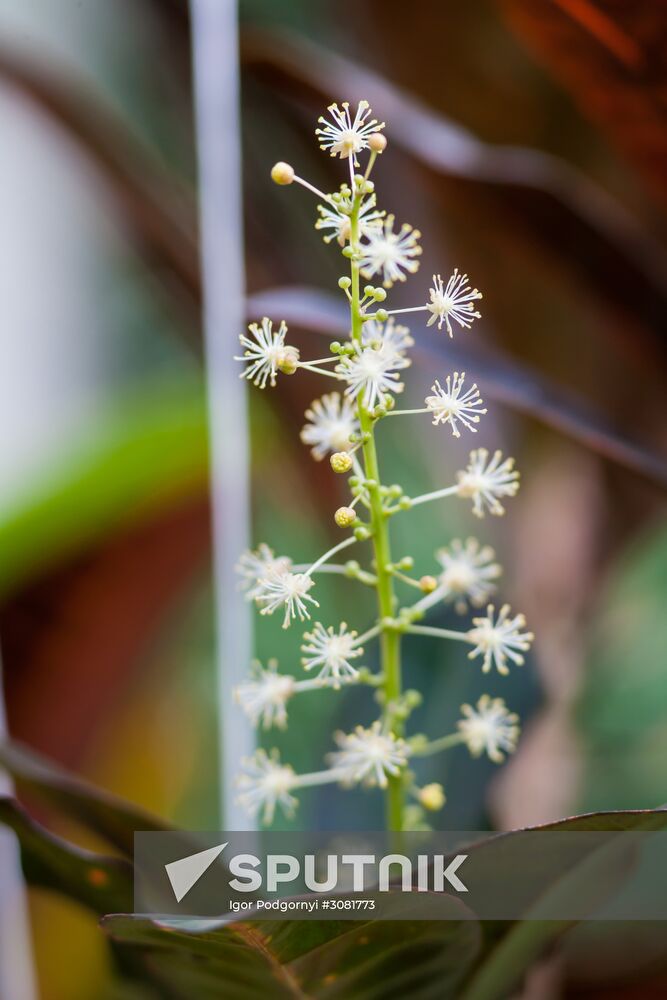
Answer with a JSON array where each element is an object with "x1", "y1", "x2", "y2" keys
[
  {"x1": 369, "y1": 133, "x2": 387, "y2": 153},
  {"x1": 338, "y1": 277, "x2": 351, "y2": 291},
  {"x1": 419, "y1": 783, "x2": 446, "y2": 812},
  {"x1": 335, "y1": 506, "x2": 357, "y2": 528},
  {"x1": 354, "y1": 526, "x2": 371, "y2": 541},
  {"x1": 419, "y1": 575, "x2": 438, "y2": 594},
  {"x1": 330, "y1": 452, "x2": 353, "y2": 474},
  {"x1": 373, "y1": 287, "x2": 387, "y2": 302},
  {"x1": 375, "y1": 308, "x2": 388, "y2": 322},
  {"x1": 404, "y1": 689, "x2": 422, "y2": 709},
  {"x1": 277, "y1": 346, "x2": 300, "y2": 374},
  {"x1": 271, "y1": 161, "x2": 294, "y2": 185}
]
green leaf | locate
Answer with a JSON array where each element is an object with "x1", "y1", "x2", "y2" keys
[
  {"x1": 289, "y1": 907, "x2": 480, "y2": 999},
  {"x1": 102, "y1": 916, "x2": 303, "y2": 999},
  {"x1": 0, "y1": 378, "x2": 208, "y2": 597},
  {"x1": 0, "y1": 740, "x2": 170, "y2": 857},
  {"x1": 0, "y1": 796, "x2": 132, "y2": 915},
  {"x1": 102, "y1": 901, "x2": 481, "y2": 1000},
  {"x1": 458, "y1": 808, "x2": 667, "y2": 1000}
]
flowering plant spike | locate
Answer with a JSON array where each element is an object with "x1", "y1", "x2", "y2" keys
[{"x1": 234, "y1": 101, "x2": 533, "y2": 831}]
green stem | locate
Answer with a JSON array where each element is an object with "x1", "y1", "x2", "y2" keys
[
  {"x1": 349, "y1": 190, "x2": 404, "y2": 834},
  {"x1": 305, "y1": 535, "x2": 357, "y2": 576},
  {"x1": 412, "y1": 732, "x2": 464, "y2": 758},
  {"x1": 405, "y1": 624, "x2": 471, "y2": 643}
]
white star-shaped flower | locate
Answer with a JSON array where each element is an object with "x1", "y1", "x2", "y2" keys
[
  {"x1": 362, "y1": 317, "x2": 414, "y2": 361},
  {"x1": 300, "y1": 392, "x2": 359, "y2": 461},
  {"x1": 435, "y1": 537, "x2": 501, "y2": 614},
  {"x1": 234, "y1": 317, "x2": 296, "y2": 389},
  {"x1": 328, "y1": 722, "x2": 409, "y2": 788},
  {"x1": 425, "y1": 372, "x2": 487, "y2": 437},
  {"x1": 315, "y1": 193, "x2": 383, "y2": 246},
  {"x1": 236, "y1": 749, "x2": 297, "y2": 825},
  {"x1": 257, "y1": 571, "x2": 319, "y2": 629},
  {"x1": 315, "y1": 100, "x2": 385, "y2": 163},
  {"x1": 467, "y1": 604, "x2": 534, "y2": 675},
  {"x1": 236, "y1": 544, "x2": 292, "y2": 601},
  {"x1": 359, "y1": 215, "x2": 422, "y2": 287},
  {"x1": 457, "y1": 448, "x2": 520, "y2": 518},
  {"x1": 458, "y1": 694, "x2": 520, "y2": 763},
  {"x1": 337, "y1": 342, "x2": 406, "y2": 411},
  {"x1": 301, "y1": 622, "x2": 364, "y2": 687},
  {"x1": 425, "y1": 270, "x2": 482, "y2": 337},
  {"x1": 235, "y1": 660, "x2": 295, "y2": 730}
]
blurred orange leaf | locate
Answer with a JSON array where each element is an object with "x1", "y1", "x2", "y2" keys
[{"x1": 500, "y1": 0, "x2": 667, "y2": 207}]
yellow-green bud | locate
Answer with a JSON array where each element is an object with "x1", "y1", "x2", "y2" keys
[
  {"x1": 419, "y1": 783, "x2": 446, "y2": 812},
  {"x1": 374, "y1": 287, "x2": 387, "y2": 302},
  {"x1": 334, "y1": 506, "x2": 357, "y2": 528},
  {"x1": 404, "y1": 689, "x2": 422, "y2": 708},
  {"x1": 271, "y1": 161, "x2": 294, "y2": 185},
  {"x1": 277, "y1": 346, "x2": 300, "y2": 374},
  {"x1": 419, "y1": 575, "x2": 438, "y2": 594},
  {"x1": 375, "y1": 308, "x2": 388, "y2": 322},
  {"x1": 330, "y1": 452, "x2": 353, "y2": 474},
  {"x1": 369, "y1": 132, "x2": 387, "y2": 153},
  {"x1": 338, "y1": 277, "x2": 351, "y2": 290}
]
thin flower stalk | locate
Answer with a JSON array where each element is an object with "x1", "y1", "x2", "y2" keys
[{"x1": 234, "y1": 99, "x2": 531, "y2": 833}]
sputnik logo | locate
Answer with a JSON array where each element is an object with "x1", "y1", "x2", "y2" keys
[
  {"x1": 165, "y1": 843, "x2": 228, "y2": 902},
  {"x1": 165, "y1": 843, "x2": 469, "y2": 900}
]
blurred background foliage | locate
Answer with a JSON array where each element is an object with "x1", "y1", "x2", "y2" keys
[{"x1": 0, "y1": 0, "x2": 666, "y2": 997}]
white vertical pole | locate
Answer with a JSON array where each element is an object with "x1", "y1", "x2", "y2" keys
[
  {"x1": 0, "y1": 655, "x2": 37, "y2": 1000},
  {"x1": 189, "y1": 0, "x2": 254, "y2": 829}
]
